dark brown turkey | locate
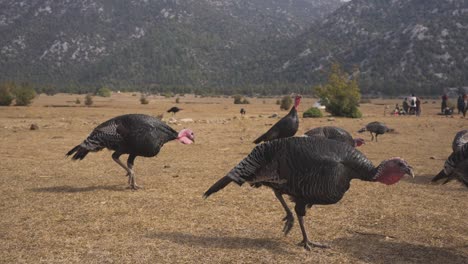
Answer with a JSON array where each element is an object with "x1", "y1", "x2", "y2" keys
[
  {"x1": 358, "y1": 121, "x2": 394, "y2": 142},
  {"x1": 66, "y1": 114, "x2": 194, "y2": 189},
  {"x1": 305, "y1": 126, "x2": 365, "y2": 147},
  {"x1": 204, "y1": 137, "x2": 414, "y2": 250}
]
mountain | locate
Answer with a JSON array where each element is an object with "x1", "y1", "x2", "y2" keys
[
  {"x1": 276, "y1": 0, "x2": 468, "y2": 95},
  {"x1": 0, "y1": 0, "x2": 343, "y2": 93}
]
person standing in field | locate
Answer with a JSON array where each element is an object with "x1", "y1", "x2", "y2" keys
[
  {"x1": 402, "y1": 98, "x2": 409, "y2": 114},
  {"x1": 416, "y1": 97, "x2": 421, "y2": 116},
  {"x1": 463, "y1": 94, "x2": 468, "y2": 118},
  {"x1": 409, "y1": 94, "x2": 417, "y2": 115},
  {"x1": 441, "y1": 94, "x2": 448, "y2": 113}
]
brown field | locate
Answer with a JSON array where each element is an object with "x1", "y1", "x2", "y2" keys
[{"x1": 0, "y1": 93, "x2": 467, "y2": 263}]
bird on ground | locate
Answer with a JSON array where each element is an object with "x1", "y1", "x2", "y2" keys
[
  {"x1": 305, "y1": 126, "x2": 365, "y2": 147},
  {"x1": 167, "y1": 106, "x2": 182, "y2": 116},
  {"x1": 452, "y1": 130, "x2": 468, "y2": 152},
  {"x1": 358, "y1": 121, "x2": 394, "y2": 142},
  {"x1": 204, "y1": 136, "x2": 414, "y2": 250},
  {"x1": 432, "y1": 134, "x2": 468, "y2": 188},
  {"x1": 66, "y1": 114, "x2": 195, "y2": 189},
  {"x1": 240, "y1": 108, "x2": 246, "y2": 116},
  {"x1": 253, "y1": 95, "x2": 301, "y2": 144}
]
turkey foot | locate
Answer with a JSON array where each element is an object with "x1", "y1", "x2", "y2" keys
[
  {"x1": 282, "y1": 214, "x2": 294, "y2": 235},
  {"x1": 297, "y1": 240, "x2": 329, "y2": 251}
]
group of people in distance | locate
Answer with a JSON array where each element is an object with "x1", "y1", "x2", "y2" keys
[
  {"x1": 442, "y1": 93, "x2": 468, "y2": 117},
  {"x1": 393, "y1": 93, "x2": 421, "y2": 116}
]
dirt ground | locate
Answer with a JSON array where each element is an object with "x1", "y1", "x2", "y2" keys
[{"x1": 0, "y1": 93, "x2": 467, "y2": 263}]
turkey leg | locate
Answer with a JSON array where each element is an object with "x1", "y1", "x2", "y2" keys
[
  {"x1": 295, "y1": 202, "x2": 329, "y2": 250},
  {"x1": 274, "y1": 190, "x2": 294, "y2": 235}
]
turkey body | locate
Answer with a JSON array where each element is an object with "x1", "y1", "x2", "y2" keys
[
  {"x1": 452, "y1": 130, "x2": 468, "y2": 152},
  {"x1": 167, "y1": 106, "x2": 182, "y2": 115},
  {"x1": 253, "y1": 105, "x2": 298, "y2": 144},
  {"x1": 358, "y1": 121, "x2": 393, "y2": 142},
  {"x1": 66, "y1": 114, "x2": 193, "y2": 189},
  {"x1": 204, "y1": 137, "x2": 413, "y2": 250},
  {"x1": 305, "y1": 126, "x2": 356, "y2": 147},
  {"x1": 433, "y1": 138, "x2": 468, "y2": 188}
]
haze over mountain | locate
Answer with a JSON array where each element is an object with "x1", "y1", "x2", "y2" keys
[{"x1": 0, "y1": 0, "x2": 466, "y2": 95}]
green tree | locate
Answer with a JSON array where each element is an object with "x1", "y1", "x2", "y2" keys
[
  {"x1": 14, "y1": 83, "x2": 37, "y2": 106},
  {"x1": 96, "y1": 86, "x2": 112, "y2": 97},
  {"x1": 314, "y1": 63, "x2": 362, "y2": 118},
  {"x1": 0, "y1": 81, "x2": 15, "y2": 106}
]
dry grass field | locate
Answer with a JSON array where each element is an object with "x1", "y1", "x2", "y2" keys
[{"x1": 0, "y1": 93, "x2": 467, "y2": 263}]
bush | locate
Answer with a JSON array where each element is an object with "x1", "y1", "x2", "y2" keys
[
  {"x1": 276, "y1": 99, "x2": 280, "y2": 105},
  {"x1": 75, "y1": 98, "x2": 81, "y2": 104},
  {"x1": 303, "y1": 107, "x2": 323, "y2": 118},
  {"x1": 96, "y1": 87, "x2": 112, "y2": 97},
  {"x1": 315, "y1": 63, "x2": 362, "y2": 118},
  {"x1": 280, "y1": 95, "x2": 292, "y2": 110},
  {"x1": 84, "y1": 94, "x2": 93, "y2": 106},
  {"x1": 0, "y1": 82, "x2": 15, "y2": 106},
  {"x1": 140, "y1": 95, "x2": 149, "y2": 104},
  {"x1": 14, "y1": 84, "x2": 36, "y2": 106},
  {"x1": 175, "y1": 97, "x2": 180, "y2": 103},
  {"x1": 233, "y1": 95, "x2": 250, "y2": 104}
]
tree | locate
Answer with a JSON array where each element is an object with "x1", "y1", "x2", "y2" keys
[
  {"x1": 14, "y1": 83, "x2": 36, "y2": 106},
  {"x1": 96, "y1": 86, "x2": 112, "y2": 97},
  {"x1": 314, "y1": 63, "x2": 362, "y2": 118},
  {"x1": 0, "y1": 81, "x2": 15, "y2": 106}
]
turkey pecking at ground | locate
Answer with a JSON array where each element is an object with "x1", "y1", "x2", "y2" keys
[
  {"x1": 167, "y1": 106, "x2": 182, "y2": 115},
  {"x1": 358, "y1": 121, "x2": 394, "y2": 142},
  {"x1": 204, "y1": 136, "x2": 414, "y2": 250},
  {"x1": 253, "y1": 95, "x2": 301, "y2": 144},
  {"x1": 66, "y1": 114, "x2": 195, "y2": 189},
  {"x1": 305, "y1": 126, "x2": 364, "y2": 147}
]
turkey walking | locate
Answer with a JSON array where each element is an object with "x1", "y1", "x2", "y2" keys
[
  {"x1": 358, "y1": 121, "x2": 394, "y2": 142},
  {"x1": 305, "y1": 126, "x2": 364, "y2": 147},
  {"x1": 204, "y1": 137, "x2": 414, "y2": 250},
  {"x1": 452, "y1": 130, "x2": 468, "y2": 152},
  {"x1": 167, "y1": 106, "x2": 182, "y2": 115},
  {"x1": 432, "y1": 138, "x2": 468, "y2": 188},
  {"x1": 240, "y1": 108, "x2": 246, "y2": 116},
  {"x1": 66, "y1": 114, "x2": 195, "y2": 189},
  {"x1": 253, "y1": 95, "x2": 301, "y2": 144}
]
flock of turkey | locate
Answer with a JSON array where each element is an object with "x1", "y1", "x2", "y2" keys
[{"x1": 67, "y1": 96, "x2": 467, "y2": 250}]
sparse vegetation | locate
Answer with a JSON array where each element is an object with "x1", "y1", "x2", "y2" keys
[
  {"x1": 233, "y1": 95, "x2": 250, "y2": 104},
  {"x1": 84, "y1": 94, "x2": 93, "y2": 106},
  {"x1": 0, "y1": 82, "x2": 15, "y2": 106},
  {"x1": 303, "y1": 107, "x2": 323, "y2": 118},
  {"x1": 75, "y1": 98, "x2": 81, "y2": 104},
  {"x1": 280, "y1": 95, "x2": 292, "y2": 110},
  {"x1": 175, "y1": 97, "x2": 180, "y2": 104},
  {"x1": 14, "y1": 83, "x2": 36, "y2": 106},
  {"x1": 96, "y1": 87, "x2": 112, "y2": 97},
  {"x1": 140, "y1": 95, "x2": 149, "y2": 104},
  {"x1": 315, "y1": 63, "x2": 362, "y2": 118}
]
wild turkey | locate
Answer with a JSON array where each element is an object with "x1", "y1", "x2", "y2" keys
[
  {"x1": 66, "y1": 114, "x2": 195, "y2": 189},
  {"x1": 253, "y1": 95, "x2": 301, "y2": 144},
  {"x1": 432, "y1": 137, "x2": 468, "y2": 188},
  {"x1": 240, "y1": 108, "x2": 246, "y2": 116},
  {"x1": 204, "y1": 137, "x2": 414, "y2": 250},
  {"x1": 452, "y1": 130, "x2": 468, "y2": 152},
  {"x1": 305, "y1": 126, "x2": 364, "y2": 147},
  {"x1": 358, "y1": 121, "x2": 394, "y2": 142},
  {"x1": 167, "y1": 106, "x2": 182, "y2": 115}
]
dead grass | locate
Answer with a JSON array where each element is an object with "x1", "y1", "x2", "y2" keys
[{"x1": 0, "y1": 94, "x2": 466, "y2": 263}]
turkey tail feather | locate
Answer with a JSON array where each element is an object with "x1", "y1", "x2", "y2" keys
[
  {"x1": 203, "y1": 176, "x2": 233, "y2": 198},
  {"x1": 432, "y1": 169, "x2": 447, "y2": 183},
  {"x1": 66, "y1": 145, "x2": 90, "y2": 160}
]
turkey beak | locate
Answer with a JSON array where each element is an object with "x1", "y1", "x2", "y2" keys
[{"x1": 406, "y1": 166, "x2": 415, "y2": 178}]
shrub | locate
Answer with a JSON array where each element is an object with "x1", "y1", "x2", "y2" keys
[
  {"x1": 276, "y1": 99, "x2": 280, "y2": 105},
  {"x1": 96, "y1": 87, "x2": 112, "y2": 97},
  {"x1": 314, "y1": 63, "x2": 362, "y2": 118},
  {"x1": 280, "y1": 95, "x2": 292, "y2": 110},
  {"x1": 140, "y1": 95, "x2": 149, "y2": 104},
  {"x1": 84, "y1": 94, "x2": 93, "y2": 106},
  {"x1": 0, "y1": 82, "x2": 15, "y2": 106},
  {"x1": 233, "y1": 95, "x2": 250, "y2": 104},
  {"x1": 75, "y1": 98, "x2": 81, "y2": 104},
  {"x1": 303, "y1": 107, "x2": 323, "y2": 118},
  {"x1": 175, "y1": 97, "x2": 180, "y2": 103},
  {"x1": 14, "y1": 83, "x2": 36, "y2": 106}
]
